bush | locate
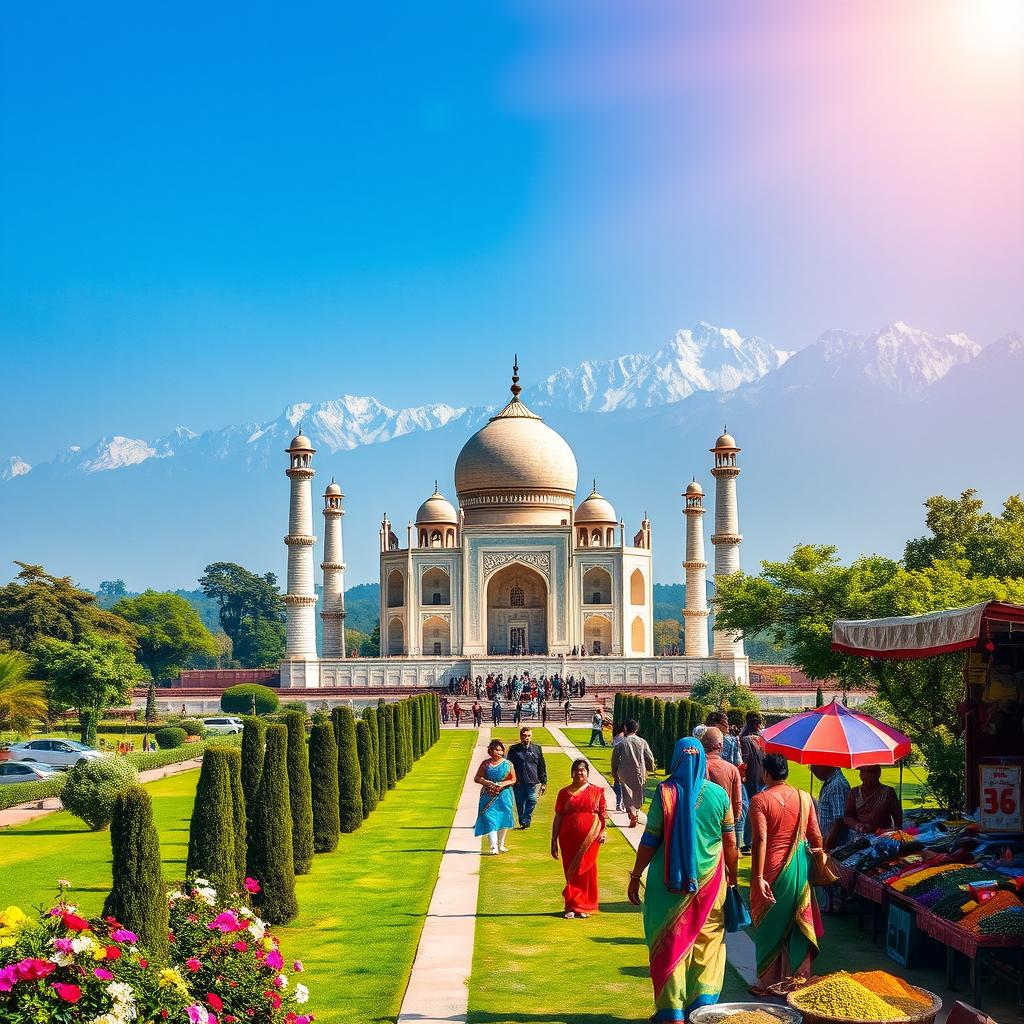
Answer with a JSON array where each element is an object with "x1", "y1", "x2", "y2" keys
[
  {"x1": 309, "y1": 720, "x2": 340, "y2": 852},
  {"x1": 155, "y1": 726, "x2": 187, "y2": 749},
  {"x1": 224, "y1": 746, "x2": 247, "y2": 887},
  {"x1": 662, "y1": 701, "x2": 677, "y2": 768},
  {"x1": 920, "y1": 727, "x2": 964, "y2": 814},
  {"x1": 356, "y1": 718, "x2": 377, "y2": 818},
  {"x1": 249, "y1": 725, "x2": 298, "y2": 924},
  {"x1": 372, "y1": 705, "x2": 387, "y2": 801},
  {"x1": 281, "y1": 701, "x2": 309, "y2": 716},
  {"x1": 186, "y1": 746, "x2": 238, "y2": 897},
  {"x1": 411, "y1": 699, "x2": 422, "y2": 761},
  {"x1": 652, "y1": 700, "x2": 665, "y2": 769},
  {"x1": 0, "y1": 774, "x2": 66, "y2": 812},
  {"x1": 103, "y1": 783, "x2": 169, "y2": 957},
  {"x1": 284, "y1": 710, "x2": 314, "y2": 874},
  {"x1": 383, "y1": 703, "x2": 397, "y2": 790},
  {"x1": 361, "y1": 705, "x2": 379, "y2": 800},
  {"x1": 241, "y1": 717, "x2": 266, "y2": 873},
  {"x1": 690, "y1": 672, "x2": 761, "y2": 715},
  {"x1": 61, "y1": 757, "x2": 138, "y2": 830},
  {"x1": 221, "y1": 683, "x2": 280, "y2": 716},
  {"x1": 177, "y1": 717, "x2": 205, "y2": 736},
  {"x1": 332, "y1": 706, "x2": 363, "y2": 833}
]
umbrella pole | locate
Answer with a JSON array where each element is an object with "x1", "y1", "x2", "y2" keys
[{"x1": 899, "y1": 761, "x2": 904, "y2": 803}]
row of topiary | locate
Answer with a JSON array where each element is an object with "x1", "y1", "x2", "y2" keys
[
  {"x1": 613, "y1": 692, "x2": 714, "y2": 770},
  {"x1": 185, "y1": 693, "x2": 441, "y2": 924}
]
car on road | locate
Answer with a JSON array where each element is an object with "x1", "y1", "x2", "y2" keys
[
  {"x1": 201, "y1": 716, "x2": 244, "y2": 735},
  {"x1": 5, "y1": 738, "x2": 107, "y2": 769},
  {"x1": 0, "y1": 760, "x2": 61, "y2": 784}
]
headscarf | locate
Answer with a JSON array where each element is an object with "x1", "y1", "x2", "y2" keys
[{"x1": 661, "y1": 737, "x2": 707, "y2": 894}]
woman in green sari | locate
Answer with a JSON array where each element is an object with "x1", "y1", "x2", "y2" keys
[{"x1": 627, "y1": 738, "x2": 738, "y2": 1021}]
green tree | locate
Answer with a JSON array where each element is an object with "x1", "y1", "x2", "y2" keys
[
  {"x1": 98, "y1": 580, "x2": 128, "y2": 601},
  {"x1": 309, "y1": 720, "x2": 340, "y2": 853},
  {"x1": 111, "y1": 591, "x2": 218, "y2": 682},
  {"x1": 36, "y1": 633, "x2": 145, "y2": 745},
  {"x1": 815, "y1": 683, "x2": 824, "y2": 707},
  {"x1": 332, "y1": 706, "x2": 364, "y2": 833},
  {"x1": 363, "y1": 622, "x2": 381, "y2": 657},
  {"x1": 653, "y1": 618, "x2": 682, "y2": 654},
  {"x1": 144, "y1": 681, "x2": 157, "y2": 721},
  {"x1": 0, "y1": 562, "x2": 138, "y2": 653},
  {"x1": 0, "y1": 650, "x2": 47, "y2": 736},
  {"x1": 186, "y1": 747, "x2": 237, "y2": 897},
  {"x1": 690, "y1": 672, "x2": 761, "y2": 716},
  {"x1": 103, "y1": 784, "x2": 169, "y2": 958},
  {"x1": 241, "y1": 718, "x2": 267, "y2": 872},
  {"x1": 283, "y1": 711, "x2": 314, "y2": 874},
  {"x1": 61, "y1": 758, "x2": 138, "y2": 830},
  {"x1": 198, "y1": 562, "x2": 285, "y2": 660},
  {"x1": 222, "y1": 683, "x2": 279, "y2": 715},
  {"x1": 233, "y1": 616, "x2": 286, "y2": 669},
  {"x1": 373, "y1": 705, "x2": 388, "y2": 799},
  {"x1": 383, "y1": 703, "x2": 397, "y2": 789},
  {"x1": 356, "y1": 719, "x2": 377, "y2": 818},
  {"x1": 249, "y1": 725, "x2": 298, "y2": 924},
  {"x1": 224, "y1": 747, "x2": 247, "y2": 889}
]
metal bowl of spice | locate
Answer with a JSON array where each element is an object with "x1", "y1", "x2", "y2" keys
[
  {"x1": 689, "y1": 1003, "x2": 803, "y2": 1024},
  {"x1": 786, "y1": 972, "x2": 942, "y2": 1024}
]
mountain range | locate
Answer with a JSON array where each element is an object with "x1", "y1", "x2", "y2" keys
[{"x1": 2, "y1": 320, "x2": 1020, "y2": 590}]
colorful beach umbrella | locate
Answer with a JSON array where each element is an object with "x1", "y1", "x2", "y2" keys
[{"x1": 761, "y1": 700, "x2": 912, "y2": 768}]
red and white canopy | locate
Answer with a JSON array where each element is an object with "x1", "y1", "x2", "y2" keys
[{"x1": 832, "y1": 601, "x2": 1024, "y2": 660}]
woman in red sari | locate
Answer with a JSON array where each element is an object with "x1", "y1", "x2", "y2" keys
[{"x1": 550, "y1": 759, "x2": 607, "y2": 919}]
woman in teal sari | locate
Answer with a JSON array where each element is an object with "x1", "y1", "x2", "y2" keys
[
  {"x1": 628, "y1": 738, "x2": 738, "y2": 1021},
  {"x1": 474, "y1": 739, "x2": 517, "y2": 855}
]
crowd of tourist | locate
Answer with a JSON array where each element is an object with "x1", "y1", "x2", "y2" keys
[
  {"x1": 445, "y1": 671, "x2": 589, "y2": 700},
  {"x1": 464, "y1": 706, "x2": 904, "y2": 1022}
]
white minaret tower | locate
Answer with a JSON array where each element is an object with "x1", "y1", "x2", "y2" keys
[
  {"x1": 710, "y1": 428, "x2": 745, "y2": 660},
  {"x1": 282, "y1": 428, "x2": 319, "y2": 686},
  {"x1": 321, "y1": 479, "x2": 347, "y2": 658},
  {"x1": 682, "y1": 479, "x2": 710, "y2": 657}
]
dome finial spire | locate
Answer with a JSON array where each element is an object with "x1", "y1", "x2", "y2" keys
[
  {"x1": 434, "y1": 479, "x2": 439, "y2": 494},
  {"x1": 510, "y1": 355, "x2": 521, "y2": 400},
  {"x1": 592, "y1": 478, "x2": 597, "y2": 493}
]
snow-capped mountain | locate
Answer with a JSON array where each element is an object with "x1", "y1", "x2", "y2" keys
[
  {"x1": 525, "y1": 323, "x2": 791, "y2": 412},
  {"x1": 771, "y1": 321, "x2": 980, "y2": 397},
  {"x1": 1, "y1": 456, "x2": 30, "y2": 481}
]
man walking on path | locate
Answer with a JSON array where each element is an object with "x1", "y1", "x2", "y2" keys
[
  {"x1": 507, "y1": 726, "x2": 547, "y2": 829},
  {"x1": 563, "y1": 699, "x2": 571, "y2": 725},
  {"x1": 491, "y1": 697, "x2": 502, "y2": 727},
  {"x1": 611, "y1": 718, "x2": 654, "y2": 828},
  {"x1": 701, "y1": 727, "x2": 743, "y2": 827},
  {"x1": 472, "y1": 700, "x2": 483, "y2": 728},
  {"x1": 587, "y1": 707, "x2": 607, "y2": 747}
]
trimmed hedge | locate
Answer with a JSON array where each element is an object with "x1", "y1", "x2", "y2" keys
[
  {"x1": 331, "y1": 706, "x2": 363, "y2": 834},
  {"x1": 355, "y1": 719, "x2": 376, "y2": 818},
  {"x1": 361, "y1": 706, "x2": 380, "y2": 803},
  {"x1": 103, "y1": 784, "x2": 169, "y2": 958},
  {"x1": 222, "y1": 683, "x2": 280, "y2": 716},
  {"x1": 61, "y1": 758, "x2": 139, "y2": 831},
  {"x1": 0, "y1": 774, "x2": 66, "y2": 812},
  {"x1": 186, "y1": 746, "x2": 238, "y2": 897},
  {"x1": 309, "y1": 721, "x2": 340, "y2": 853},
  {"x1": 155, "y1": 727, "x2": 187, "y2": 750},
  {"x1": 225, "y1": 746, "x2": 247, "y2": 888},
  {"x1": 241, "y1": 717, "x2": 266, "y2": 870},
  {"x1": 382, "y1": 703, "x2": 397, "y2": 791},
  {"x1": 372, "y1": 705, "x2": 387, "y2": 801},
  {"x1": 284, "y1": 711, "x2": 314, "y2": 874}
]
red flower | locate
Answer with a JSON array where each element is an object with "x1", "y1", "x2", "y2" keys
[
  {"x1": 207, "y1": 993, "x2": 224, "y2": 1011},
  {"x1": 105, "y1": 946, "x2": 122, "y2": 960},
  {"x1": 161, "y1": 1012, "x2": 169, "y2": 1020},
  {"x1": 231, "y1": 940, "x2": 248, "y2": 952},
  {"x1": 139, "y1": 958, "x2": 149, "y2": 969},
  {"x1": 52, "y1": 982, "x2": 83, "y2": 1003},
  {"x1": 186, "y1": 958, "x2": 202, "y2": 972},
  {"x1": 61, "y1": 912, "x2": 89, "y2": 932}
]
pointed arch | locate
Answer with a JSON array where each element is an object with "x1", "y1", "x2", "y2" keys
[
  {"x1": 630, "y1": 568, "x2": 645, "y2": 605},
  {"x1": 631, "y1": 615, "x2": 645, "y2": 653}
]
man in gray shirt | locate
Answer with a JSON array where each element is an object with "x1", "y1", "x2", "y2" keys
[{"x1": 611, "y1": 719, "x2": 655, "y2": 828}]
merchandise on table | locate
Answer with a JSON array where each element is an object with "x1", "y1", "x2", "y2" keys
[
  {"x1": 978, "y1": 906, "x2": 1024, "y2": 935},
  {"x1": 959, "y1": 889, "x2": 1022, "y2": 932}
]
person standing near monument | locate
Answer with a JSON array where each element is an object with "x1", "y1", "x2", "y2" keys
[
  {"x1": 472, "y1": 699, "x2": 483, "y2": 728},
  {"x1": 507, "y1": 726, "x2": 548, "y2": 829},
  {"x1": 588, "y1": 707, "x2": 607, "y2": 747},
  {"x1": 491, "y1": 696, "x2": 502, "y2": 727},
  {"x1": 612, "y1": 719, "x2": 655, "y2": 828}
]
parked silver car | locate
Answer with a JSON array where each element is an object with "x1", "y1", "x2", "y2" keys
[
  {"x1": 0, "y1": 760, "x2": 61, "y2": 784},
  {"x1": 201, "y1": 716, "x2": 244, "y2": 735},
  {"x1": 6, "y1": 738, "x2": 107, "y2": 768}
]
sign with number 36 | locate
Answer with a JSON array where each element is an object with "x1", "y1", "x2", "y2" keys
[{"x1": 979, "y1": 764, "x2": 1022, "y2": 832}]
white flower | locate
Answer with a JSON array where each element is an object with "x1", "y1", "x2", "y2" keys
[
  {"x1": 71, "y1": 934, "x2": 97, "y2": 953},
  {"x1": 237, "y1": 906, "x2": 253, "y2": 919},
  {"x1": 65, "y1": 904, "x2": 78, "y2": 914},
  {"x1": 167, "y1": 890, "x2": 186, "y2": 903},
  {"x1": 192, "y1": 877, "x2": 211, "y2": 887},
  {"x1": 295, "y1": 983, "x2": 309, "y2": 1004},
  {"x1": 51, "y1": 951, "x2": 73, "y2": 966},
  {"x1": 107, "y1": 981, "x2": 136, "y2": 1006},
  {"x1": 275, "y1": 974, "x2": 288, "y2": 990},
  {"x1": 196, "y1": 886, "x2": 217, "y2": 905},
  {"x1": 248, "y1": 918, "x2": 266, "y2": 940}
]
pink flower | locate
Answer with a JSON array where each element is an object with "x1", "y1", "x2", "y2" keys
[
  {"x1": 52, "y1": 982, "x2": 83, "y2": 1003},
  {"x1": 263, "y1": 948, "x2": 283, "y2": 970},
  {"x1": 111, "y1": 928, "x2": 137, "y2": 943},
  {"x1": 0, "y1": 966, "x2": 18, "y2": 993},
  {"x1": 185, "y1": 1005, "x2": 209, "y2": 1024},
  {"x1": 231, "y1": 940, "x2": 249, "y2": 952},
  {"x1": 244, "y1": 878, "x2": 260, "y2": 894},
  {"x1": 61, "y1": 912, "x2": 90, "y2": 932},
  {"x1": 94, "y1": 968, "x2": 114, "y2": 981},
  {"x1": 52, "y1": 939, "x2": 74, "y2": 954},
  {"x1": 293, "y1": 960, "x2": 304, "y2": 973},
  {"x1": 186, "y1": 957, "x2": 203, "y2": 972},
  {"x1": 272, "y1": 974, "x2": 286, "y2": 989},
  {"x1": 209, "y1": 911, "x2": 242, "y2": 933},
  {"x1": 16, "y1": 959, "x2": 57, "y2": 982}
]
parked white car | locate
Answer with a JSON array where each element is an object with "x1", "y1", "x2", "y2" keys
[
  {"x1": 6, "y1": 738, "x2": 107, "y2": 769},
  {"x1": 0, "y1": 760, "x2": 61, "y2": 784},
  {"x1": 201, "y1": 716, "x2": 244, "y2": 735}
]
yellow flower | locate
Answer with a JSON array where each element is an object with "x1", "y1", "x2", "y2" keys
[
  {"x1": 0, "y1": 907, "x2": 30, "y2": 948},
  {"x1": 158, "y1": 967, "x2": 188, "y2": 994}
]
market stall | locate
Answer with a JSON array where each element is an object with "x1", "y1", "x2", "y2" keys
[{"x1": 828, "y1": 602, "x2": 1024, "y2": 1011}]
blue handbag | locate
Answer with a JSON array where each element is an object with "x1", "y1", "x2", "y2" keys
[{"x1": 724, "y1": 885, "x2": 751, "y2": 933}]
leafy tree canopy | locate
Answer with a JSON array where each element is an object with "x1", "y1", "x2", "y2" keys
[
  {"x1": 0, "y1": 562, "x2": 138, "y2": 653},
  {"x1": 0, "y1": 650, "x2": 47, "y2": 736},
  {"x1": 233, "y1": 616, "x2": 286, "y2": 668},
  {"x1": 111, "y1": 591, "x2": 219, "y2": 682},
  {"x1": 199, "y1": 562, "x2": 284, "y2": 645},
  {"x1": 690, "y1": 671, "x2": 761, "y2": 714}
]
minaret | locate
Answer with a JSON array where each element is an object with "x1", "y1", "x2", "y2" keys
[
  {"x1": 283, "y1": 428, "x2": 319, "y2": 668},
  {"x1": 682, "y1": 479, "x2": 710, "y2": 657},
  {"x1": 321, "y1": 479, "x2": 347, "y2": 658},
  {"x1": 710, "y1": 428, "x2": 745, "y2": 659}
]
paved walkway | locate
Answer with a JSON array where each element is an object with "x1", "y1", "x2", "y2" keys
[{"x1": 0, "y1": 756, "x2": 204, "y2": 829}]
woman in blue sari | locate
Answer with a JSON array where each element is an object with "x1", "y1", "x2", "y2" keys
[{"x1": 474, "y1": 738, "x2": 517, "y2": 855}]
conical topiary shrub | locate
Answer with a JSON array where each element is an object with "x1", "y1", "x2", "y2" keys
[
  {"x1": 662, "y1": 701, "x2": 678, "y2": 768},
  {"x1": 284, "y1": 710, "x2": 314, "y2": 875},
  {"x1": 361, "y1": 705, "x2": 379, "y2": 800},
  {"x1": 241, "y1": 717, "x2": 266, "y2": 871},
  {"x1": 249, "y1": 725, "x2": 298, "y2": 924},
  {"x1": 309, "y1": 720, "x2": 340, "y2": 853},
  {"x1": 410, "y1": 698, "x2": 421, "y2": 761},
  {"x1": 384, "y1": 703, "x2": 397, "y2": 789},
  {"x1": 374, "y1": 705, "x2": 388, "y2": 799},
  {"x1": 356, "y1": 718, "x2": 377, "y2": 817},
  {"x1": 332, "y1": 705, "x2": 363, "y2": 833},
  {"x1": 224, "y1": 746, "x2": 247, "y2": 890},
  {"x1": 103, "y1": 784, "x2": 169, "y2": 958},
  {"x1": 186, "y1": 746, "x2": 237, "y2": 898},
  {"x1": 652, "y1": 700, "x2": 665, "y2": 769}
]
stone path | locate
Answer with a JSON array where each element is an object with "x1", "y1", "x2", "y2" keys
[{"x1": 0, "y1": 756, "x2": 205, "y2": 829}]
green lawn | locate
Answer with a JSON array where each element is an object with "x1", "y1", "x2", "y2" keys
[
  {"x1": 0, "y1": 729, "x2": 477, "y2": 1024},
  {"x1": 488, "y1": 726, "x2": 559, "y2": 747}
]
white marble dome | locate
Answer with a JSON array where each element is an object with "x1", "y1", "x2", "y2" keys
[
  {"x1": 416, "y1": 490, "x2": 458, "y2": 524},
  {"x1": 575, "y1": 487, "x2": 617, "y2": 524}
]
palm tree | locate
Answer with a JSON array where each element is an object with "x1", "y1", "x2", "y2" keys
[{"x1": 0, "y1": 651, "x2": 47, "y2": 737}]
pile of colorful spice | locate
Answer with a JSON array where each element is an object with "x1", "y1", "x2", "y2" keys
[
  {"x1": 718, "y1": 1012, "x2": 787, "y2": 1024},
  {"x1": 789, "y1": 971, "x2": 934, "y2": 1021}
]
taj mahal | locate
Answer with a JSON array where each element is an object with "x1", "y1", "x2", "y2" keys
[{"x1": 278, "y1": 363, "x2": 749, "y2": 689}]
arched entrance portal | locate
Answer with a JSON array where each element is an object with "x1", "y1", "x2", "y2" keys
[{"x1": 486, "y1": 563, "x2": 548, "y2": 655}]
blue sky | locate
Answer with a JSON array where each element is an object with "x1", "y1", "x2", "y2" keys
[{"x1": 2, "y1": 1, "x2": 1022, "y2": 463}]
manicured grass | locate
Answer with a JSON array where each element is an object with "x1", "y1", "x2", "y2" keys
[{"x1": 488, "y1": 726, "x2": 559, "y2": 747}]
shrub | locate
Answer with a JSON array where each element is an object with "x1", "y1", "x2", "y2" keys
[
  {"x1": 102, "y1": 783, "x2": 170, "y2": 956},
  {"x1": 652, "y1": 700, "x2": 665, "y2": 768},
  {"x1": 372, "y1": 705, "x2": 388, "y2": 800},
  {"x1": 241, "y1": 717, "x2": 266, "y2": 872},
  {"x1": 690, "y1": 671, "x2": 761, "y2": 715},
  {"x1": 177, "y1": 717, "x2": 205, "y2": 736},
  {"x1": 60, "y1": 757, "x2": 138, "y2": 830},
  {"x1": 284, "y1": 711, "x2": 314, "y2": 874},
  {"x1": 221, "y1": 683, "x2": 280, "y2": 716},
  {"x1": 356, "y1": 718, "x2": 377, "y2": 818},
  {"x1": 281, "y1": 700, "x2": 309, "y2": 715},
  {"x1": 662, "y1": 701, "x2": 677, "y2": 768},
  {"x1": 309, "y1": 720, "x2": 340, "y2": 852},
  {"x1": 361, "y1": 705, "x2": 379, "y2": 799},
  {"x1": 411, "y1": 698, "x2": 422, "y2": 761},
  {"x1": 332, "y1": 706, "x2": 363, "y2": 833},
  {"x1": 186, "y1": 746, "x2": 238, "y2": 897},
  {"x1": 0, "y1": 773, "x2": 66, "y2": 812},
  {"x1": 920, "y1": 727, "x2": 964, "y2": 813},
  {"x1": 248, "y1": 725, "x2": 298, "y2": 924},
  {"x1": 155, "y1": 726, "x2": 187, "y2": 749},
  {"x1": 224, "y1": 746, "x2": 248, "y2": 888}
]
